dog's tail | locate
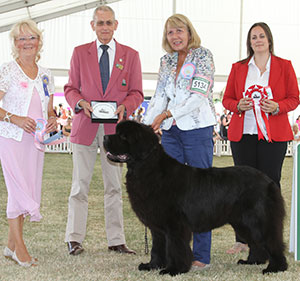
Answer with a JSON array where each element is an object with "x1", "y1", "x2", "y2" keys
[
  {"x1": 266, "y1": 181, "x2": 285, "y2": 245},
  {"x1": 263, "y1": 181, "x2": 287, "y2": 272}
]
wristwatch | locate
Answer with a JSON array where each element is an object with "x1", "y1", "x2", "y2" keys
[{"x1": 272, "y1": 105, "x2": 280, "y2": 115}]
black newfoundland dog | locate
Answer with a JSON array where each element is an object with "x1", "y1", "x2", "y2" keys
[{"x1": 103, "y1": 120, "x2": 287, "y2": 276}]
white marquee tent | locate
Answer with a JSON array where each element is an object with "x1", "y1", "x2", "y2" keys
[
  {"x1": 0, "y1": 0, "x2": 300, "y2": 102},
  {"x1": 2, "y1": 0, "x2": 300, "y2": 261}
]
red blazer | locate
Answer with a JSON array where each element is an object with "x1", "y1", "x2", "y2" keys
[
  {"x1": 64, "y1": 40, "x2": 144, "y2": 145},
  {"x1": 222, "y1": 55, "x2": 299, "y2": 142}
]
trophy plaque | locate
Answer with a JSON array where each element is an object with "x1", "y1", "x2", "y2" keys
[{"x1": 91, "y1": 101, "x2": 118, "y2": 123}]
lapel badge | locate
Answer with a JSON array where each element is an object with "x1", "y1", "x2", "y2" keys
[
  {"x1": 122, "y1": 79, "x2": 126, "y2": 86},
  {"x1": 116, "y1": 63, "x2": 124, "y2": 70}
]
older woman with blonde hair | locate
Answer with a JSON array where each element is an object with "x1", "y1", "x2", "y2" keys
[
  {"x1": 0, "y1": 19, "x2": 57, "y2": 267},
  {"x1": 143, "y1": 14, "x2": 216, "y2": 270}
]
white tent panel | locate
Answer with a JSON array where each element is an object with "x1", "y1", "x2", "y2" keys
[
  {"x1": 112, "y1": 0, "x2": 173, "y2": 73},
  {"x1": 36, "y1": 0, "x2": 173, "y2": 72},
  {"x1": 0, "y1": 30, "x2": 10, "y2": 60},
  {"x1": 0, "y1": 0, "x2": 120, "y2": 32},
  {"x1": 241, "y1": 0, "x2": 300, "y2": 71},
  {"x1": 177, "y1": 0, "x2": 242, "y2": 76}
]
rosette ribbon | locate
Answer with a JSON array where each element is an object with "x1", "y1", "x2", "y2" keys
[
  {"x1": 244, "y1": 85, "x2": 272, "y2": 142},
  {"x1": 32, "y1": 118, "x2": 66, "y2": 151},
  {"x1": 42, "y1": 75, "x2": 49, "y2": 97}
]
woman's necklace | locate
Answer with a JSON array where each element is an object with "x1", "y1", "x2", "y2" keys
[{"x1": 17, "y1": 58, "x2": 38, "y2": 80}]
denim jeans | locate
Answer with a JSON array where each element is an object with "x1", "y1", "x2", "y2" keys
[{"x1": 161, "y1": 125, "x2": 214, "y2": 264}]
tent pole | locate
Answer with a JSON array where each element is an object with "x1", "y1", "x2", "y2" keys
[
  {"x1": 239, "y1": 0, "x2": 244, "y2": 60},
  {"x1": 173, "y1": 0, "x2": 176, "y2": 14}
]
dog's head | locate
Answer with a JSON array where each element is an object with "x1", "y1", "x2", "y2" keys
[{"x1": 103, "y1": 120, "x2": 160, "y2": 163}]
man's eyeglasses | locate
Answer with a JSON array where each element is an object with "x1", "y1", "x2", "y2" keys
[
  {"x1": 15, "y1": 36, "x2": 39, "y2": 42},
  {"x1": 95, "y1": 20, "x2": 114, "y2": 27}
]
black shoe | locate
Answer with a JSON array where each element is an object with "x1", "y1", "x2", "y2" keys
[{"x1": 67, "y1": 241, "x2": 84, "y2": 255}]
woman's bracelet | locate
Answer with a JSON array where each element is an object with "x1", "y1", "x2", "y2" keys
[
  {"x1": 3, "y1": 112, "x2": 13, "y2": 123},
  {"x1": 163, "y1": 111, "x2": 169, "y2": 119},
  {"x1": 48, "y1": 116, "x2": 57, "y2": 120}
]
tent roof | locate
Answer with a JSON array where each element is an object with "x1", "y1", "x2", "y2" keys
[
  {"x1": 0, "y1": 0, "x2": 120, "y2": 32},
  {"x1": 1, "y1": 0, "x2": 300, "y2": 94}
]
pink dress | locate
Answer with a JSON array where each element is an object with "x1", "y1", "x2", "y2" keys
[{"x1": 0, "y1": 88, "x2": 44, "y2": 221}]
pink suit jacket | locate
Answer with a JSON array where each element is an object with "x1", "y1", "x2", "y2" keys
[
  {"x1": 64, "y1": 40, "x2": 144, "y2": 145},
  {"x1": 222, "y1": 55, "x2": 299, "y2": 142}
]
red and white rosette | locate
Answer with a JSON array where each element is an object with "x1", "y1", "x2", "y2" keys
[{"x1": 244, "y1": 85, "x2": 272, "y2": 142}]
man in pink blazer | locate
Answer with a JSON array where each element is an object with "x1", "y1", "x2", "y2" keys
[{"x1": 64, "y1": 5, "x2": 143, "y2": 255}]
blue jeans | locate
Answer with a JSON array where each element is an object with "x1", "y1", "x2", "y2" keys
[{"x1": 161, "y1": 125, "x2": 214, "y2": 264}]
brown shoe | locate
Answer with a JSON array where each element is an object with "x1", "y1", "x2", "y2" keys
[
  {"x1": 108, "y1": 244, "x2": 136, "y2": 255},
  {"x1": 67, "y1": 241, "x2": 84, "y2": 255}
]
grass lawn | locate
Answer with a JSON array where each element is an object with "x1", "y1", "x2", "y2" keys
[{"x1": 0, "y1": 153, "x2": 299, "y2": 280}]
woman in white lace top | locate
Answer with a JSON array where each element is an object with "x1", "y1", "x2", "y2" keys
[{"x1": 0, "y1": 20, "x2": 57, "y2": 267}]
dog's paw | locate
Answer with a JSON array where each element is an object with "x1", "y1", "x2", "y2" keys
[
  {"x1": 159, "y1": 269, "x2": 168, "y2": 275},
  {"x1": 159, "y1": 269, "x2": 178, "y2": 276},
  {"x1": 139, "y1": 262, "x2": 163, "y2": 271},
  {"x1": 159, "y1": 267, "x2": 186, "y2": 276},
  {"x1": 238, "y1": 258, "x2": 266, "y2": 266},
  {"x1": 252, "y1": 259, "x2": 267, "y2": 265},
  {"x1": 262, "y1": 267, "x2": 279, "y2": 274},
  {"x1": 139, "y1": 260, "x2": 166, "y2": 271},
  {"x1": 138, "y1": 263, "x2": 152, "y2": 271},
  {"x1": 262, "y1": 261, "x2": 288, "y2": 274}
]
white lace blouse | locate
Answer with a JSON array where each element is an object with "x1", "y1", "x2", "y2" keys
[{"x1": 0, "y1": 60, "x2": 54, "y2": 141}]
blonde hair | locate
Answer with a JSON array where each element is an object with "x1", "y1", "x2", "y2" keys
[
  {"x1": 162, "y1": 14, "x2": 201, "y2": 53},
  {"x1": 9, "y1": 19, "x2": 43, "y2": 62}
]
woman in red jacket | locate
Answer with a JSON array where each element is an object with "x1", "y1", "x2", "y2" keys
[{"x1": 222, "y1": 22, "x2": 299, "y2": 254}]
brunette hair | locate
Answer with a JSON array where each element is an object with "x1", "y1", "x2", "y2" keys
[{"x1": 241, "y1": 22, "x2": 274, "y2": 63}]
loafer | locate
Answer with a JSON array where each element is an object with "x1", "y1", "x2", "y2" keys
[
  {"x1": 108, "y1": 244, "x2": 136, "y2": 254},
  {"x1": 67, "y1": 241, "x2": 84, "y2": 255}
]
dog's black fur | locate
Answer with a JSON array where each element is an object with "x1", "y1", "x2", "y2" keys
[{"x1": 103, "y1": 120, "x2": 287, "y2": 276}]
